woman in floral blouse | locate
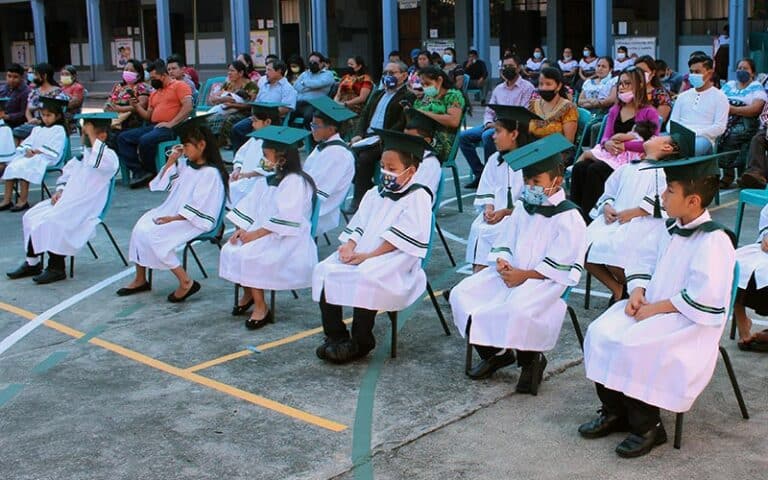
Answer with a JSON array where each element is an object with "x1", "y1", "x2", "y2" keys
[
  {"x1": 413, "y1": 66, "x2": 466, "y2": 161},
  {"x1": 206, "y1": 60, "x2": 259, "y2": 146},
  {"x1": 334, "y1": 56, "x2": 374, "y2": 133},
  {"x1": 527, "y1": 67, "x2": 579, "y2": 143},
  {"x1": 12, "y1": 63, "x2": 64, "y2": 140},
  {"x1": 634, "y1": 56, "x2": 672, "y2": 125},
  {"x1": 104, "y1": 59, "x2": 151, "y2": 132}
]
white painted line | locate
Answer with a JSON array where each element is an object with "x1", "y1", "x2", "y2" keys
[{"x1": 571, "y1": 287, "x2": 612, "y2": 299}]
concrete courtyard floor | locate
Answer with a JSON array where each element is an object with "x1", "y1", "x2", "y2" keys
[{"x1": 0, "y1": 112, "x2": 766, "y2": 479}]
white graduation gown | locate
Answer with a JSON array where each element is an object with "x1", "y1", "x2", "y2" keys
[
  {"x1": 128, "y1": 159, "x2": 224, "y2": 270},
  {"x1": 451, "y1": 189, "x2": 588, "y2": 351},
  {"x1": 312, "y1": 182, "x2": 433, "y2": 311},
  {"x1": 228, "y1": 138, "x2": 267, "y2": 207},
  {"x1": 587, "y1": 160, "x2": 667, "y2": 267},
  {"x1": 584, "y1": 211, "x2": 736, "y2": 412},
  {"x1": 465, "y1": 152, "x2": 524, "y2": 265},
  {"x1": 23, "y1": 140, "x2": 119, "y2": 256},
  {"x1": 2, "y1": 124, "x2": 66, "y2": 184},
  {"x1": 0, "y1": 122, "x2": 15, "y2": 160},
  {"x1": 303, "y1": 134, "x2": 355, "y2": 236},
  {"x1": 219, "y1": 174, "x2": 318, "y2": 290},
  {"x1": 736, "y1": 204, "x2": 768, "y2": 289},
  {"x1": 412, "y1": 151, "x2": 442, "y2": 201}
]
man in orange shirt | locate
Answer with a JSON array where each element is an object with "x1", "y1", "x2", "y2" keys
[{"x1": 117, "y1": 60, "x2": 193, "y2": 188}]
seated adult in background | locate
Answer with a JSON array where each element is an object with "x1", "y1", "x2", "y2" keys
[
  {"x1": 388, "y1": 51, "x2": 402, "y2": 64},
  {"x1": 464, "y1": 49, "x2": 489, "y2": 102},
  {"x1": 570, "y1": 68, "x2": 660, "y2": 221},
  {"x1": 669, "y1": 54, "x2": 729, "y2": 156},
  {"x1": 408, "y1": 48, "x2": 421, "y2": 74},
  {"x1": 655, "y1": 59, "x2": 684, "y2": 95},
  {"x1": 679, "y1": 50, "x2": 721, "y2": 94},
  {"x1": 346, "y1": 61, "x2": 411, "y2": 213},
  {"x1": 205, "y1": 60, "x2": 258, "y2": 146},
  {"x1": 182, "y1": 62, "x2": 200, "y2": 90},
  {"x1": 442, "y1": 48, "x2": 465, "y2": 91},
  {"x1": 737, "y1": 104, "x2": 768, "y2": 189},
  {"x1": 333, "y1": 56, "x2": 374, "y2": 132},
  {"x1": 412, "y1": 67, "x2": 465, "y2": 163},
  {"x1": 117, "y1": 60, "x2": 193, "y2": 188},
  {"x1": 536, "y1": 60, "x2": 575, "y2": 102},
  {"x1": 460, "y1": 53, "x2": 534, "y2": 188},
  {"x1": 236, "y1": 52, "x2": 261, "y2": 83},
  {"x1": 558, "y1": 48, "x2": 579, "y2": 87},
  {"x1": 292, "y1": 52, "x2": 335, "y2": 127},
  {"x1": 522, "y1": 46, "x2": 547, "y2": 86},
  {"x1": 59, "y1": 65, "x2": 85, "y2": 130},
  {"x1": 612, "y1": 46, "x2": 634, "y2": 75},
  {"x1": 633, "y1": 56, "x2": 672, "y2": 125},
  {"x1": 13, "y1": 63, "x2": 63, "y2": 140},
  {"x1": 0, "y1": 63, "x2": 30, "y2": 128},
  {"x1": 167, "y1": 54, "x2": 198, "y2": 101},
  {"x1": 577, "y1": 56, "x2": 617, "y2": 118},
  {"x1": 528, "y1": 67, "x2": 579, "y2": 143},
  {"x1": 407, "y1": 51, "x2": 432, "y2": 96},
  {"x1": 229, "y1": 60, "x2": 298, "y2": 152},
  {"x1": 286, "y1": 55, "x2": 304, "y2": 86},
  {"x1": 717, "y1": 58, "x2": 767, "y2": 188},
  {"x1": 104, "y1": 59, "x2": 151, "y2": 137},
  {"x1": 577, "y1": 45, "x2": 599, "y2": 90}
]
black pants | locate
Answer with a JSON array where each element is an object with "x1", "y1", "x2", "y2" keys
[
  {"x1": 27, "y1": 239, "x2": 64, "y2": 271},
  {"x1": 746, "y1": 128, "x2": 768, "y2": 176},
  {"x1": 467, "y1": 317, "x2": 537, "y2": 365},
  {"x1": 319, "y1": 290, "x2": 377, "y2": 351},
  {"x1": 570, "y1": 158, "x2": 614, "y2": 223},
  {"x1": 351, "y1": 143, "x2": 384, "y2": 205},
  {"x1": 596, "y1": 382, "x2": 661, "y2": 434}
]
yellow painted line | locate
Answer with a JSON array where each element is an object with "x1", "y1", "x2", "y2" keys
[{"x1": 0, "y1": 302, "x2": 347, "y2": 432}]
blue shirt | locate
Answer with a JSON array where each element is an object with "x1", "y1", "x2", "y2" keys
[
  {"x1": 293, "y1": 69, "x2": 335, "y2": 101},
  {"x1": 367, "y1": 88, "x2": 399, "y2": 133},
  {"x1": 256, "y1": 76, "x2": 298, "y2": 110}
]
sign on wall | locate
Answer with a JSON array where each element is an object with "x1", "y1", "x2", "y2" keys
[
  {"x1": 113, "y1": 38, "x2": 133, "y2": 68},
  {"x1": 614, "y1": 37, "x2": 657, "y2": 59},
  {"x1": 11, "y1": 42, "x2": 35, "y2": 66},
  {"x1": 250, "y1": 30, "x2": 270, "y2": 67}
]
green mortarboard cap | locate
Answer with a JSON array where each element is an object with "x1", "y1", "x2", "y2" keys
[
  {"x1": 74, "y1": 112, "x2": 118, "y2": 127},
  {"x1": 405, "y1": 109, "x2": 438, "y2": 137},
  {"x1": 308, "y1": 96, "x2": 357, "y2": 124},
  {"x1": 503, "y1": 133, "x2": 573, "y2": 177},
  {"x1": 640, "y1": 152, "x2": 730, "y2": 182},
  {"x1": 372, "y1": 128, "x2": 430, "y2": 159},
  {"x1": 669, "y1": 121, "x2": 695, "y2": 159},
  {"x1": 250, "y1": 102, "x2": 282, "y2": 118},
  {"x1": 39, "y1": 96, "x2": 69, "y2": 113},
  {"x1": 249, "y1": 125, "x2": 309, "y2": 149},
  {"x1": 491, "y1": 105, "x2": 543, "y2": 124},
  {"x1": 0, "y1": 97, "x2": 10, "y2": 110},
  {"x1": 173, "y1": 112, "x2": 215, "y2": 136}
]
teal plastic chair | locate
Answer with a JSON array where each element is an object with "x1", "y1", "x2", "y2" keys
[
  {"x1": 155, "y1": 138, "x2": 182, "y2": 173},
  {"x1": 442, "y1": 112, "x2": 466, "y2": 213},
  {"x1": 466, "y1": 73, "x2": 484, "y2": 103},
  {"x1": 195, "y1": 76, "x2": 227, "y2": 112},
  {"x1": 386, "y1": 213, "x2": 451, "y2": 358},
  {"x1": 734, "y1": 185, "x2": 768, "y2": 243},
  {"x1": 179, "y1": 200, "x2": 227, "y2": 279},
  {"x1": 573, "y1": 107, "x2": 596, "y2": 160},
  {"x1": 40, "y1": 136, "x2": 72, "y2": 200},
  {"x1": 68, "y1": 175, "x2": 128, "y2": 277}
]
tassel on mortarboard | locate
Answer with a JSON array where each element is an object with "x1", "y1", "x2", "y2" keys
[{"x1": 653, "y1": 170, "x2": 662, "y2": 218}]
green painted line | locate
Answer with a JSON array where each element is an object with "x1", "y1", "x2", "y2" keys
[
  {"x1": 350, "y1": 268, "x2": 456, "y2": 479},
  {"x1": 0, "y1": 384, "x2": 24, "y2": 407},
  {"x1": 32, "y1": 351, "x2": 69, "y2": 374},
  {"x1": 76, "y1": 325, "x2": 107, "y2": 344},
  {"x1": 116, "y1": 303, "x2": 145, "y2": 318}
]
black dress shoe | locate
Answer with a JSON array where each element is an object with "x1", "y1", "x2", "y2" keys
[
  {"x1": 516, "y1": 353, "x2": 548, "y2": 395},
  {"x1": 0, "y1": 202, "x2": 12, "y2": 211},
  {"x1": 6, "y1": 261, "x2": 43, "y2": 279},
  {"x1": 578, "y1": 409, "x2": 630, "y2": 439},
  {"x1": 467, "y1": 350, "x2": 516, "y2": 379},
  {"x1": 464, "y1": 178, "x2": 480, "y2": 189},
  {"x1": 167, "y1": 280, "x2": 201, "y2": 303},
  {"x1": 615, "y1": 423, "x2": 667, "y2": 458},
  {"x1": 324, "y1": 339, "x2": 372, "y2": 364},
  {"x1": 32, "y1": 268, "x2": 66, "y2": 284},
  {"x1": 231, "y1": 298, "x2": 254, "y2": 316},
  {"x1": 316, "y1": 337, "x2": 346, "y2": 360},
  {"x1": 245, "y1": 309, "x2": 274, "y2": 330},
  {"x1": 116, "y1": 282, "x2": 151, "y2": 296},
  {"x1": 10, "y1": 202, "x2": 30, "y2": 212},
  {"x1": 129, "y1": 172, "x2": 154, "y2": 189}
]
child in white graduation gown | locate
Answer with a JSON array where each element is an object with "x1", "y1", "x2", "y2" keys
[
  {"x1": 404, "y1": 109, "x2": 442, "y2": 199},
  {"x1": 733, "y1": 203, "x2": 768, "y2": 350},
  {"x1": 579, "y1": 154, "x2": 736, "y2": 458},
  {"x1": 0, "y1": 100, "x2": 16, "y2": 162},
  {"x1": 228, "y1": 103, "x2": 280, "y2": 206},
  {"x1": 313, "y1": 130, "x2": 433, "y2": 364},
  {"x1": 450, "y1": 134, "x2": 587, "y2": 394},
  {"x1": 6, "y1": 114, "x2": 119, "y2": 284},
  {"x1": 219, "y1": 127, "x2": 318, "y2": 329},
  {"x1": 1, "y1": 97, "x2": 68, "y2": 212},
  {"x1": 117, "y1": 118, "x2": 227, "y2": 303}
]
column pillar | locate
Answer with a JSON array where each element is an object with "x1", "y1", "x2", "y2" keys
[
  {"x1": 382, "y1": 0, "x2": 399, "y2": 60},
  {"x1": 230, "y1": 0, "x2": 251, "y2": 58},
  {"x1": 593, "y1": 0, "x2": 612, "y2": 57},
  {"x1": 658, "y1": 0, "x2": 677, "y2": 68},
  {"x1": 728, "y1": 0, "x2": 747, "y2": 81},
  {"x1": 30, "y1": 0, "x2": 48, "y2": 63},
  {"x1": 473, "y1": 0, "x2": 490, "y2": 65},
  {"x1": 86, "y1": 0, "x2": 104, "y2": 66},
  {"x1": 156, "y1": 0, "x2": 172, "y2": 60},
  {"x1": 310, "y1": 0, "x2": 328, "y2": 54},
  {"x1": 455, "y1": 0, "x2": 469, "y2": 62},
  {"x1": 546, "y1": 0, "x2": 561, "y2": 60}
]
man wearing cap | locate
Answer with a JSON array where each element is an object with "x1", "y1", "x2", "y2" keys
[
  {"x1": 346, "y1": 61, "x2": 413, "y2": 214},
  {"x1": 0, "y1": 63, "x2": 30, "y2": 128},
  {"x1": 579, "y1": 153, "x2": 736, "y2": 458},
  {"x1": 459, "y1": 54, "x2": 534, "y2": 189},
  {"x1": 304, "y1": 97, "x2": 356, "y2": 236},
  {"x1": 450, "y1": 134, "x2": 587, "y2": 393},
  {"x1": 6, "y1": 113, "x2": 120, "y2": 284},
  {"x1": 117, "y1": 60, "x2": 194, "y2": 189}
]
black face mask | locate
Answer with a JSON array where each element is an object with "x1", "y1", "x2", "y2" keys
[
  {"x1": 309, "y1": 62, "x2": 320, "y2": 73},
  {"x1": 502, "y1": 67, "x2": 518, "y2": 81},
  {"x1": 538, "y1": 89, "x2": 557, "y2": 102},
  {"x1": 33, "y1": 77, "x2": 43, "y2": 86},
  {"x1": 150, "y1": 79, "x2": 163, "y2": 90}
]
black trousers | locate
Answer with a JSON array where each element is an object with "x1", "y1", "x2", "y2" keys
[
  {"x1": 746, "y1": 128, "x2": 768, "y2": 176},
  {"x1": 351, "y1": 143, "x2": 384, "y2": 205},
  {"x1": 570, "y1": 158, "x2": 614, "y2": 223},
  {"x1": 27, "y1": 239, "x2": 64, "y2": 271},
  {"x1": 319, "y1": 290, "x2": 377, "y2": 351},
  {"x1": 467, "y1": 317, "x2": 538, "y2": 365},
  {"x1": 595, "y1": 382, "x2": 661, "y2": 434}
]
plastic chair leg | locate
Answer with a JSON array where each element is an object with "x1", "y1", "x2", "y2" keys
[
  {"x1": 451, "y1": 165, "x2": 463, "y2": 212},
  {"x1": 729, "y1": 309, "x2": 738, "y2": 340},
  {"x1": 387, "y1": 311, "x2": 398, "y2": 358},
  {"x1": 719, "y1": 346, "x2": 750, "y2": 420},
  {"x1": 101, "y1": 223, "x2": 128, "y2": 266},
  {"x1": 86, "y1": 241, "x2": 98, "y2": 260},
  {"x1": 427, "y1": 282, "x2": 450, "y2": 336},
  {"x1": 733, "y1": 201, "x2": 746, "y2": 244},
  {"x1": 291, "y1": 290, "x2": 299, "y2": 299},
  {"x1": 270, "y1": 290, "x2": 276, "y2": 315},
  {"x1": 674, "y1": 413, "x2": 684, "y2": 449},
  {"x1": 435, "y1": 222, "x2": 456, "y2": 267},
  {"x1": 187, "y1": 244, "x2": 208, "y2": 278},
  {"x1": 69, "y1": 256, "x2": 75, "y2": 278},
  {"x1": 147, "y1": 268, "x2": 153, "y2": 288},
  {"x1": 584, "y1": 272, "x2": 592, "y2": 309},
  {"x1": 41, "y1": 182, "x2": 51, "y2": 201},
  {"x1": 568, "y1": 306, "x2": 584, "y2": 351},
  {"x1": 234, "y1": 284, "x2": 240, "y2": 309},
  {"x1": 465, "y1": 335, "x2": 473, "y2": 373}
]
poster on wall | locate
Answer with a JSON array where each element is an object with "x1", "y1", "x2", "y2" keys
[
  {"x1": 249, "y1": 30, "x2": 270, "y2": 67},
  {"x1": 11, "y1": 42, "x2": 35, "y2": 66},
  {"x1": 424, "y1": 39, "x2": 454, "y2": 55},
  {"x1": 614, "y1": 37, "x2": 656, "y2": 59},
  {"x1": 113, "y1": 38, "x2": 133, "y2": 68}
]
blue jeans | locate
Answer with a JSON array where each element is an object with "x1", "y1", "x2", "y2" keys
[
  {"x1": 695, "y1": 136, "x2": 714, "y2": 156},
  {"x1": 230, "y1": 116, "x2": 254, "y2": 152},
  {"x1": 459, "y1": 125, "x2": 497, "y2": 179},
  {"x1": 117, "y1": 125, "x2": 175, "y2": 177}
]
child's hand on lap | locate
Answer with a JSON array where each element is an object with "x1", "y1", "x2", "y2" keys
[
  {"x1": 338, "y1": 241, "x2": 356, "y2": 263},
  {"x1": 617, "y1": 209, "x2": 637, "y2": 224},
  {"x1": 495, "y1": 258, "x2": 511, "y2": 274},
  {"x1": 346, "y1": 252, "x2": 369, "y2": 265},
  {"x1": 483, "y1": 205, "x2": 495, "y2": 223},
  {"x1": 499, "y1": 266, "x2": 527, "y2": 288},
  {"x1": 229, "y1": 229, "x2": 245, "y2": 244},
  {"x1": 603, "y1": 204, "x2": 618, "y2": 224},
  {"x1": 762, "y1": 236, "x2": 768, "y2": 253},
  {"x1": 625, "y1": 287, "x2": 647, "y2": 317},
  {"x1": 230, "y1": 168, "x2": 242, "y2": 181},
  {"x1": 50, "y1": 191, "x2": 62, "y2": 205},
  {"x1": 153, "y1": 216, "x2": 174, "y2": 225}
]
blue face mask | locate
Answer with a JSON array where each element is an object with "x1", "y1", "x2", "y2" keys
[
  {"x1": 736, "y1": 69, "x2": 751, "y2": 84},
  {"x1": 26, "y1": 73, "x2": 35, "y2": 83},
  {"x1": 688, "y1": 73, "x2": 705, "y2": 89},
  {"x1": 521, "y1": 184, "x2": 551, "y2": 205},
  {"x1": 381, "y1": 167, "x2": 411, "y2": 192},
  {"x1": 382, "y1": 74, "x2": 397, "y2": 89}
]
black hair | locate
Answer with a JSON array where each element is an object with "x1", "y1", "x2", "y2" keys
[
  {"x1": 122, "y1": 59, "x2": 145, "y2": 85},
  {"x1": 663, "y1": 135, "x2": 682, "y2": 160},
  {"x1": 444, "y1": 47, "x2": 456, "y2": 58},
  {"x1": 62, "y1": 65, "x2": 77, "y2": 79},
  {"x1": 350, "y1": 56, "x2": 368, "y2": 75},
  {"x1": 388, "y1": 50, "x2": 401, "y2": 59},
  {"x1": 737, "y1": 57, "x2": 757, "y2": 75},
  {"x1": 634, "y1": 55, "x2": 663, "y2": 89},
  {"x1": 40, "y1": 103, "x2": 68, "y2": 131},
  {"x1": 272, "y1": 147, "x2": 317, "y2": 194},
  {"x1": 583, "y1": 45, "x2": 596, "y2": 57},
  {"x1": 34, "y1": 63, "x2": 58, "y2": 87},
  {"x1": 7, "y1": 63, "x2": 24, "y2": 76},
  {"x1": 419, "y1": 66, "x2": 455, "y2": 90},
  {"x1": 417, "y1": 50, "x2": 431, "y2": 63},
  {"x1": 405, "y1": 125, "x2": 433, "y2": 142},
  {"x1": 237, "y1": 52, "x2": 255, "y2": 74},
  {"x1": 311, "y1": 110, "x2": 340, "y2": 130},
  {"x1": 539, "y1": 67, "x2": 569, "y2": 98},
  {"x1": 389, "y1": 150, "x2": 422, "y2": 169},
  {"x1": 308, "y1": 51, "x2": 326, "y2": 63},
  {"x1": 598, "y1": 55, "x2": 614, "y2": 70},
  {"x1": 179, "y1": 125, "x2": 230, "y2": 201},
  {"x1": 502, "y1": 53, "x2": 521, "y2": 65},
  {"x1": 469, "y1": 49, "x2": 479, "y2": 56},
  {"x1": 617, "y1": 46, "x2": 628, "y2": 53},
  {"x1": 148, "y1": 60, "x2": 168, "y2": 75},
  {"x1": 655, "y1": 59, "x2": 669, "y2": 71},
  {"x1": 166, "y1": 53, "x2": 186, "y2": 67},
  {"x1": 83, "y1": 120, "x2": 111, "y2": 134},
  {"x1": 228, "y1": 60, "x2": 248, "y2": 76},
  {"x1": 253, "y1": 108, "x2": 281, "y2": 125},
  {"x1": 633, "y1": 120, "x2": 656, "y2": 141},
  {"x1": 678, "y1": 176, "x2": 719, "y2": 207},
  {"x1": 265, "y1": 54, "x2": 279, "y2": 63},
  {"x1": 430, "y1": 51, "x2": 445, "y2": 68},
  {"x1": 495, "y1": 119, "x2": 531, "y2": 147},
  {"x1": 269, "y1": 59, "x2": 288, "y2": 76},
  {"x1": 688, "y1": 54, "x2": 714, "y2": 70}
]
